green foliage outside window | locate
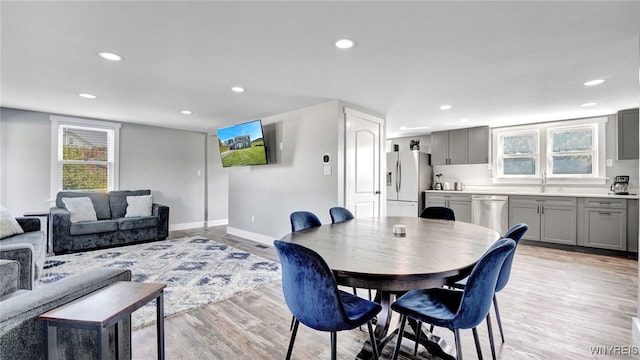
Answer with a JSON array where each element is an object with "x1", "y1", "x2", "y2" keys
[{"x1": 62, "y1": 145, "x2": 109, "y2": 190}]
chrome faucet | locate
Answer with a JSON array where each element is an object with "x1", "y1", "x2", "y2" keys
[{"x1": 541, "y1": 170, "x2": 547, "y2": 193}]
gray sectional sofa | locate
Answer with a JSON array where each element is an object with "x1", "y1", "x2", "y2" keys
[
  {"x1": 0, "y1": 217, "x2": 46, "y2": 288},
  {"x1": 50, "y1": 190, "x2": 169, "y2": 255},
  {"x1": 0, "y1": 267, "x2": 132, "y2": 360}
]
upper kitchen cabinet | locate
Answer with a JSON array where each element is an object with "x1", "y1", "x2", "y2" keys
[
  {"x1": 467, "y1": 126, "x2": 490, "y2": 164},
  {"x1": 431, "y1": 126, "x2": 489, "y2": 165},
  {"x1": 617, "y1": 108, "x2": 639, "y2": 160}
]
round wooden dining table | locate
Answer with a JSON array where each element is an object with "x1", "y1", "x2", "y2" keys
[{"x1": 281, "y1": 216, "x2": 500, "y2": 360}]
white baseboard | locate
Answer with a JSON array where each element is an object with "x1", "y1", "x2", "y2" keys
[
  {"x1": 206, "y1": 218, "x2": 228, "y2": 227},
  {"x1": 169, "y1": 221, "x2": 206, "y2": 231},
  {"x1": 168, "y1": 218, "x2": 228, "y2": 232},
  {"x1": 226, "y1": 226, "x2": 275, "y2": 246},
  {"x1": 633, "y1": 317, "x2": 640, "y2": 347}
]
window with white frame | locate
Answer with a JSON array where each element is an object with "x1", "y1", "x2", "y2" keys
[
  {"x1": 546, "y1": 124, "x2": 596, "y2": 177},
  {"x1": 498, "y1": 130, "x2": 539, "y2": 177},
  {"x1": 51, "y1": 116, "x2": 120, "y2": 194},
  {"x1": 492, "y1": 117, "x2": 606, "y2": 185}
]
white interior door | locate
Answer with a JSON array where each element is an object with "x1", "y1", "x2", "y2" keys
[{"x1": 344, "y1": 108, "x2": 383, "y2": 218}]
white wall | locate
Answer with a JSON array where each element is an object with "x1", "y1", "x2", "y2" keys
[
  {"x1": 207, "y1": 132, "x2": 229, "y2": 225},
  {"x1": 0, "y1": 108, "x2": 52, "y2": 215},
  {"x1": 0, "y1": 107, "x2": 214, "y2": 230},
  {"x1": 226, "y1": 100, "x2": 344, "y2": 242},
  {"x1": 118, "y1": 122, "x2": 208, "y2": 229}
]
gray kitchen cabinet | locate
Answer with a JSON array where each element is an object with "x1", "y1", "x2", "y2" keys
[
  {"x1": 628, "y1": 200, "x2": 638, "y2": 252},
  {"x1": 431, "y1": 126, "x2": 488, "y2": 165},
  {"x1": 448, "y1": 129, "x2": 468, "y2": 164},
  {"x1": 509, "y1": 196, "x2": 577, "y2": 245},
  {"x1": 582, "y1": 198, "x2": 627, "y2": 251},
  {"x1": 467, "y1": 126, "x2": 490, "y2": 164},
  {"x1": 617, "y1": 108, "x2": 639, "y2": 160},
  {"x1": 424, "y1": 193, "x2": 471, "y2": 223}
]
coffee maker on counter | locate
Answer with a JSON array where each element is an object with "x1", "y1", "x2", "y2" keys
[{"x1": 610, "y1": 175, "x2": 629, "y2": 195}]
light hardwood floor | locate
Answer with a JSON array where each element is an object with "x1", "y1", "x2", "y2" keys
[{"x1": 131, "y1": 226, "x2": 638, "y2": 359}]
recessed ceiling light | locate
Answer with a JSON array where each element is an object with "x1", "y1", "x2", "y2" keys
[
  {"x1": 78, "y1": 93, "x2": 96, "y2": 99},
  {"x1": 400, "y1": 126, "x2": 431, "y2": 131},
  {"x1": 181, "y1": 110, "x2": 192, "y2": 115},
  {"x1": 581, "y1": 102, "x2": 598, "y2": 107},
  {"x1": 459, "y1": 118, "x2": 469, "y2": 123},
  {"x1": 584, "y1": 79, "x2": 605, "y2": 86},
  {"x1": 231, "y1": 86, "x2": 245, "y2": 93},
  {"x1": 335, "y1": 39, "x2": 355, "y2": 49},
  {"x1": 98, "y1": 52, "x2": 123, "y2": 61},
  {"x1": 440, "y1": 105, "x2": 452, "y2": 110}
]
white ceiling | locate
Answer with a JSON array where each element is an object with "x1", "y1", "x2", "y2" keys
[{"x1": 2, "y1": 1, "x2": 639, "y2": 138}]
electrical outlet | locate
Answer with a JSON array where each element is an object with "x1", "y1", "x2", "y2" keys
[
  {"x1": 606, "y1": 159, "x2": 613, "y2": 167},
  {"x1": 251, "y1": 215, "x2": 255, "y2": 222}
]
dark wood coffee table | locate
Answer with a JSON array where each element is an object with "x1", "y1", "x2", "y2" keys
[{"x1": 40, "y1": 281, "x2": 166, "y2": 360}]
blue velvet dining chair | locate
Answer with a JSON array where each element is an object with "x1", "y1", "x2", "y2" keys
[
  {"x1": 273, "y1": 240, "x2": 382, "y2": 360},
  {"x1": 290, "y1": 211, "x2": 322, "y2": 232},
  {"x1": 450, "y1": 223, "x2": 529, "y2": 359},
  {"x1": 390, "y1": 238, "x2": 516, "y2": 360},
  {"x1": 288, "y1": 211, "x2": 323, "y2": 330},
  {"x1": 329, "y1": 206, "x2": 371, "y2": 302},
  {"x1": 419, "y1": 206, "x2": 455, "y2": 221},
  {"x1": 329, "y1": 207, "x2": 355, "y2": 224}
]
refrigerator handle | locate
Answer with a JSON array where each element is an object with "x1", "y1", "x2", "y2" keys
[{"x1": 396, "y1": 161, "x2": 401, "y2": 193}]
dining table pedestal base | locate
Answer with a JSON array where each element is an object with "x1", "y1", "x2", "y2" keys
[{"x1": 355, "y1": 290, "x2": 457, "y2": 360}]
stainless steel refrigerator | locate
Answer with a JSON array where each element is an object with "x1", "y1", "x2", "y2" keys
[{"x1": 386, "y1": 151, "x2": 432, "y2": 216}]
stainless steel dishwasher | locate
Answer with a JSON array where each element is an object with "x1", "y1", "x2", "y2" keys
[{"x1": 471, "y1": 195, "x2": 509, "y2": 235}]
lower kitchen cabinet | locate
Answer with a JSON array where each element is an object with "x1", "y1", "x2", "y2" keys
[
  {"x1": 509, "y1": 196, "x2": 577, "y2": 245},
  {"x1": 582, "y1": 198, "x2": 627, "y2": 251},
  {"x1": 424, "y1": 193, "x2": 471, "y2": 223}
]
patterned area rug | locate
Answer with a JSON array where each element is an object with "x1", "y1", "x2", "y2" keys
[{"x1": 39, "y1": 237, "x2": 281, "y2": 328}]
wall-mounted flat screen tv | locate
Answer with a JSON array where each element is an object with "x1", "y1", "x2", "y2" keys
[{"x1": 216, "y1": 119, "x2": 268, "y2": 167}]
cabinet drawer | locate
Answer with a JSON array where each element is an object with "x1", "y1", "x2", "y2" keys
[
  {"x1": 510, "y1": 196, "x2": 576, "y2": 207},
  {"x1": 584, "y1": 198, "x2": 627, "y2": 209},
  {"x1": 425, "y1": 193, "x2": 471, "y2": 203}
]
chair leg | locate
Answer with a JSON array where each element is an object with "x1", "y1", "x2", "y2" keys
[
  {"x1": 330, "y1": 331, "x2": 337, "y2": 360},
  {"x1": 454, "y1": 328, "x2": 463, "y2": 360},
  {"x1": 286, "y1": 319, "x2": 300, "y2": 360},
  {"x1": 391, "y1": 315, "x2": 408, "y2": 360},
  {"x1": 367, "y1": 321, "x2": 380, "y2": 360},
  {"x1": 289, "y1": 316, "x2": 295, "y2": 331},
  {"x1": 472, "y1": 327, "x2": 483, "y2": 360},
  {"x1": 413, "y1": 321, "x2": 422, "y2": 356},
  {"x1": 493, "y1": 294, "x2": 505, "y2": 343},
  {"x1": 486, "y1": 313, "x2": 497, "y2": 360}
]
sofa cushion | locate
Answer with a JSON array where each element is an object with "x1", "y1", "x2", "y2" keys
[
  {"x1": 125, "y1": 195, "x2": 153, "y2": 218},
  {"x1": 0, "y1": 260, "x2": 20, "y2": 298},
  {"x1": 117, "y1": 217, "x2": 158, "y2": 231},
  {"x1": 70, "y1": 220, "x2": 119, "y2": 236},
  {"x1": 56, "y1": 191, "x2": 111, "y2": 220},
  {"x1": 0, "y1": 206, "x2": 24, "y2": 239},
  {"x1": 61, "y1": 197, "x2": 98, "y2": 223},
  {"x1": 109, "y1": 190, "x2": 151, "y2": 219}
]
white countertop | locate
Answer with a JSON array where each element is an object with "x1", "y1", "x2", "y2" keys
[{"x1": 425, "y1": 188, "x2": 639, "y2": 199}]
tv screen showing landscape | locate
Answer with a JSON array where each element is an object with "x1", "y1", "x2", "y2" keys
[{"x1": 216, "y1": 119, "x2": 268, "y2": 167}]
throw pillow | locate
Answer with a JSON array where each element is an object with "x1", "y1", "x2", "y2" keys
[
  {"x1": 125, "y1": 195, "x2": 153, "y2": 217},
  {"x1": 0, "y1": 205, "x2": 24, "y2": 239},
  {"x1": 61, "y1": 197, "x2": 98, "y2": 223}
]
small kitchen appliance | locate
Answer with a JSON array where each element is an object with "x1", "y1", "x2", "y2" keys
[
  {"x1": 434, "y1": 174, "x2": 443, "y2": 190},
  {"x1": 610, "y1": 175, "x2": 629, "y2": 195}
]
